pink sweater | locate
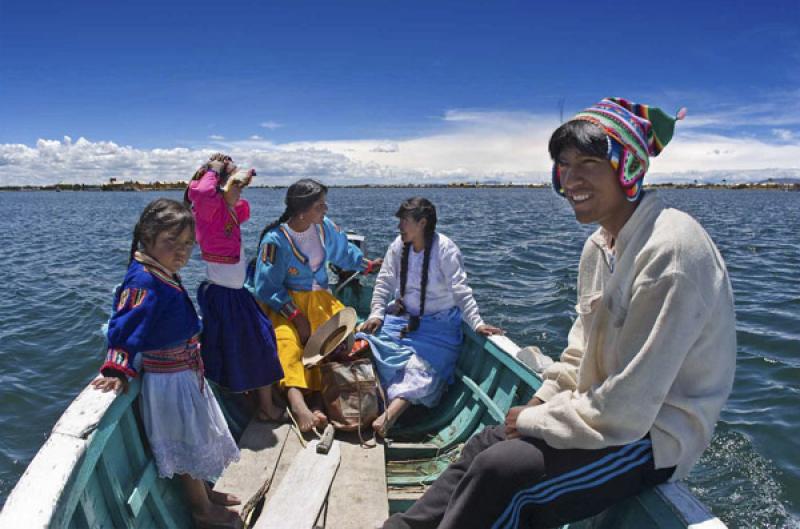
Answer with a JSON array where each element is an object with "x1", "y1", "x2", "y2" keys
[{"x1": 187, "y1": 171, "x2": 250, "y2": 264}]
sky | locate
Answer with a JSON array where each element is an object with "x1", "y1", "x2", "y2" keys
[{"x1": 1, "y1": 0, "x2": 799, "y2": 186}]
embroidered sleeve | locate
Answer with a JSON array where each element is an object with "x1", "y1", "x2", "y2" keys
[
  {"x1": 322, "y1": 217, "x2": 365, "y2": 271},
  {"x1": 253, "y1": 235, "x2": 292, "y2": 312},
  {"x1": 101, "y1": 285, "x2": 159, "y2": 378},
  {"x1": 279, "y1": 301, "x2": 300, "y2": 319}
]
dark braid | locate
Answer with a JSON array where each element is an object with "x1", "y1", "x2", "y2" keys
[
  {"x1": 255, "y1": 179, "x2": 329, "y2": 255},
  {"x1": 256, "y1": 208, "x2": 292, "y2": 256},
  {"x1": 399, "y1": 242, "x2": 410, "y2": 305},
  {"x1": 416, "y1": 233, "x2": 434, "y2": 322},
  {"x1": 395, "y1": 197, "x2": 437, "y2": 337},
  {"x1": 129, "y1": 198, "x2": 195, "y2": 264},
  {"x1": 129, "y1": 233, "x2": 140, "y2": 264}
]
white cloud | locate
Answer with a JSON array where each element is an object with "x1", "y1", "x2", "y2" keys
[
  {"x1": 1, "y1": 109, "x2": 799, "y2": 186},
  {"x1": 260, "y1": 121, "x2": 282, "y2": 130},
  {"x1": 370, "y1": 143, "x2": 399, "y2": 153},
  {"x1": 677, "y1": 91, "x2": 800, "y2": 130},
  {"x1": 209, "y1": 135, "x2": 225, "y2": 141},
  {"x1": 268, "y1": 110, "x2": 560, "y2": 180},
  {"x1": 0, "y1": 137, "x2": 201, "y2": 185},
  {"x1": 648, "y1": 131, "x2": 800, "y2": 177}
]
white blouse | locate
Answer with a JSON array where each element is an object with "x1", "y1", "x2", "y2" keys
[
  {"x1": 285, "y1": 224, "x2": 327, "y2": 290},
  {"x1": 206, "y1": 246, "x2": 247, "y2": 289},
  {"x1": 369, "y1": 233, "x2": 485, "y2": 331}
]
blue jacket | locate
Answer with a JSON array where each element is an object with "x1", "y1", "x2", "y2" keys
[
  {"x1": 101, "y1": 256, "x2": 201, "y2": 378},
  {"x1": 250, "y1": 217, "x2": 367, "y2": 312}
]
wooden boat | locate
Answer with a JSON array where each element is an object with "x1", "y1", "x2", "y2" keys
[{"x1": 0, "y1": 270, "x2": 727, "y2": 529}]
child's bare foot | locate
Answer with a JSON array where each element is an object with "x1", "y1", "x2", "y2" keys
[
  {"x1": 204, "y1": 483, "x2": 241, "y2": 506},
  {"x1": 192, "y1": 503, "x2": 241, "y2": 528}
]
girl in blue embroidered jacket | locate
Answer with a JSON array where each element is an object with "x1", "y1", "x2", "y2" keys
[{"x1": 92, "y1": 199, "x2": 242, "y2": 528}]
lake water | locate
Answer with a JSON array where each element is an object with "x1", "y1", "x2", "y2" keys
[{"x1": 0, "y1": 188, "x2": 798, "y2": 527}]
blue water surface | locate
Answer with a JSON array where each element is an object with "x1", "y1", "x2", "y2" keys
[{"x1": 0, "y1": 188, "x2": 797, "y2": 528}]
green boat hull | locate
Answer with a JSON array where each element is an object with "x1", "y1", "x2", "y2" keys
[{"x1": 0, "y1": 277, "x2": 724, "y2": 528}]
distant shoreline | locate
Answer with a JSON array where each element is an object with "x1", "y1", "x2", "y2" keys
[{"x1": 1, "y1": 181, "x2": 799, "y2": 192}]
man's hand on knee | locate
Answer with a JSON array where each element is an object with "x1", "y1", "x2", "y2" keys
[{"x1": 504, "y1": 398, "x2": 544, "y2": 439}]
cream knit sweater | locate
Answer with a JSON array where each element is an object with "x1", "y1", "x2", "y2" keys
[{"x1": 517, "y1": 193, "x2": 736, "y2": 480}]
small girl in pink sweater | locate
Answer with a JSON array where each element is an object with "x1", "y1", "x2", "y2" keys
[{"x1": 185, "y1": 153, "x2": 284, "y2": 421}]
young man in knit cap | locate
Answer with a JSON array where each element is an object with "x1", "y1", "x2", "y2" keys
[{"x1": 382, "y1": 98, "x2": 737, "y2": 529}]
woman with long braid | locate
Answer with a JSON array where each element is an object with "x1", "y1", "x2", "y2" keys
[
  {"x1": 249, "y1": 179, "x2": 381, "y2": 432},
  {"x1": 360, "y1": 197, "x2": 502, "y2": 437}
]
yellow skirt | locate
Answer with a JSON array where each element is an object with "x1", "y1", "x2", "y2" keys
[{"x1": 261, "y1": 290, "x2": 345, "y2": 392}]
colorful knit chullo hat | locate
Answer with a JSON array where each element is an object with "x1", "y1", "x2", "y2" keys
[{"x1": 552, "y1": 97, "x2": 687, "y2": 201}]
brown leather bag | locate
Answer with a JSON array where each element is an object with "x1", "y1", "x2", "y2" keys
[{"x1": 320, "y1": 357, "x2": 381, "y2": 434}]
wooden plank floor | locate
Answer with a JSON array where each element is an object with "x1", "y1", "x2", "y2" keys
[
  {"x1": 256, "y1": 439, "x2": 341, "y2": 529},
  {"x1": 213, "y1": 421, "x2": 291, "y2": 524},
  {"x1": 260, "y1": 427, "x2": 306, "y2": 507},
  {"x1": 320, "y1": 432, "x2": 388, "y2": 529},
  {"x1": 223, "y1": 423, "x2": 390, "y2": 529}
]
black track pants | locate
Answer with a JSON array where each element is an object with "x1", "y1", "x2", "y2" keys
[{"x1": 383, "y1": 425, "x2": 674, "y2": 529}]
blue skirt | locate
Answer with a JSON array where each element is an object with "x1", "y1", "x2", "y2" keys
[
  {"x1": 198, "y1": 282, "x2": 284, "y2": 392},
  {"x1": 357, "y1": 307, "x2": 463, "y2": 407}
]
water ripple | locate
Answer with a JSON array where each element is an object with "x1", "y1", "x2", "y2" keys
[{"x1": 0, "y1": 188, "x2": 798, "y2": 525}]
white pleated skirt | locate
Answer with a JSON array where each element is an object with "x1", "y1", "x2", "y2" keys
[{"x1": 139, "y1": 370, "x2": 240, "y2": 481}]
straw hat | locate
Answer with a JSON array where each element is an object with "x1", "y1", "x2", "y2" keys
[{"x1": 302, "y1": 307, "x2": 357, "y2": 367}]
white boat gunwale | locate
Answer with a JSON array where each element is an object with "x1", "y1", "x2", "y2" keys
[
  {"x1": 1, "y1": 377, "x2": 139, "y2": 528},
  {"x1": 1, "y1": 328, "x2": 726, "y2": 529}
]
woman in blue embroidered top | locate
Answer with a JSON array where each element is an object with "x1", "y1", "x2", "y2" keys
[
  {"x1": 250, "y1": 179, "x2": 381, "y2": 432},
  {"x1": 359, "y1": 197, "x2": 502, "y2": 437},
  {"x1": 92, "y1": 199, "x2": 241, "y2": 529}
]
